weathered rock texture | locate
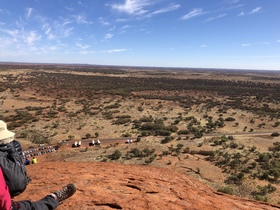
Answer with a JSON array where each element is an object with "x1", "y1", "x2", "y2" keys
[{"x1": 15, "y1": 162, "x2": 280, "y2": 210}]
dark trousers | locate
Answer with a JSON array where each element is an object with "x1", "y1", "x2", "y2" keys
[{"x1": 12, "y1": 195, "x2": 59, "y2": 210}]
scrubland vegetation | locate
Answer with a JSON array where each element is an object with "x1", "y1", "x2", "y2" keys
[{"x1": 1, "y1": 64, "x2": 280, "y2": 204}]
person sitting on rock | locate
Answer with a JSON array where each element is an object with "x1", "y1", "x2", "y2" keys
[
  {"x1": 0, "y1": 167, "x2": 76, "y2": 210},
  {"x1": 24, "y1": 158, "x2": 30, "y2": 166},
  {"x1": 0, "y1": 120, "x2": 77, "y2": 210},
  {"x1": 31, "y1": 157, "x2": 37, "y2": 164}
]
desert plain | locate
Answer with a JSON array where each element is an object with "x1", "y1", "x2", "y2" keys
[{"x1": 1, "y1": 63, "x2": 280, "y2": 209}]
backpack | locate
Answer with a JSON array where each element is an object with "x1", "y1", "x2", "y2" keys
[{"x1": 0, "y1": 140, "x2": 30, "y2": 197}]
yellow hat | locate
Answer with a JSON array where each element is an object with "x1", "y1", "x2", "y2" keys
[{"x1": 0, "y1": 120, "x2": 15, "y2": 145}]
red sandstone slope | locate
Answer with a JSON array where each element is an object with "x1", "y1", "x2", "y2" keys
[{"x1": 15, "y1": 162, "x2": 280, "y2": 210}]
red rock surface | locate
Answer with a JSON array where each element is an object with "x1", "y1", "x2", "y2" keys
[{"x1": 14, "y1": 162, "x2": 280, "y2": 210}]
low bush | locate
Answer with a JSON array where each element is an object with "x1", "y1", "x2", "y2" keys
[
  {"x1": 271, "y1": 132, "x2": 280, "y2": 137},
  {"x1": 217, "y1": 186, "x2": 234, "y2": 195},
  {"x1": 161, "y1": 136, "x2": 174, "y2": 144}
]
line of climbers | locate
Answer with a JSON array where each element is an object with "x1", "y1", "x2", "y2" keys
[{"x1": 23, "y1": 146, "x2": 57, "y2": 159}]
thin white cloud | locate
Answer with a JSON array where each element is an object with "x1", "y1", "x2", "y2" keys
[
  {"x1": 1, "y1": 29, "x2": 19, "y2": 37},
  {"x1": 0, "y1": 9, "x2": 10, "y2": 15},
  {"x1": 139, "y1": 28, "x2": 151, "y2": 34},
  {"x1": 277, "y1": 40, "x2": 280, "y2": 43},
  {"x1": 121, "y1": 25, "x2": 130, "y2": 30},
  {"x1": 45, "y1": 29, "x2": 56, "y2": 40},
  {"x1": 62, "y1": 19, "x2": 72, "y2": 26},
  {"x1": 46, "y1": 45, "x2": 58, "y2": 51},
  {"x1": 76, "y1": 43, "x2": 90, "y2": 49},
  {"x1": 42, "y1": 23, "x2": 56, "y2": 40},
  {"x1": 104, "y1": 33, "x2": 113, "y2": 40},
  {"x1": 145, "y1": 4, "x2": 180, "y2": 18},
  {"x1": 99, "y1": 17, "x2": 110, "y2": 26},
  {"x1": 65, "y1": 6, "x2": 74, "y2": 11},
  {"x1": 0, "y1": 12, "x2": 74, "y2": 46},
  {"x1": 241, "y1": 42, "x2": 270, "y2": 47},
  {"x1": 154, "y1": 4, "x2": 180, "y2": 14},
  {"x1": 72, "y1": 14, "x2": 92, "y2": 24},
  {"x1": 120, "y1": 25, "x2": 130, "y2": 34},
  {"x1": 238, "y1": 6, "x2": 262, "y2": 16},
  {"x1": 102, "y1": 49, "x2": 127, "y2": 53},
  {"x1": 109, "y1": 0, "x2": 151, "y2": 16},
  {"x1": 42, "y1": 19, "x2": 74, "y2": 40},
  {"x1": 45, "y1": 27, "x2": 51, "y2": 34},
  {"x1": 181, "y1": 8, "x2": 204, "y2": 20},
  {"x1": 205, "y1": 13, "x2": 227, "y2": 22},
  {"x1": 52, "y1": 21, "x2": 74, "y2": 38},
  {"x1": 229, "y1": 0, "x2": 239, "y2": 3},
  {"x1": 200, "y1": 45, "x2": 207, "y2": 48},
  {"x1": 42, "y1": 23, "x2": 50, "y2": 33},
  {"x1": 116, "y1": 19, "x2": 129, "y2": 22},
  {"x1": 32, "y1": 14, "x2": 49, "y2": 28},
  {"x1": 226, "y1": 55, "x2": 280, "y2": 59},
  {"x1": 79, "y1": 50, "x2": 95, "y2": 55},
  {"x1": 226, "y1": 4, "x2": 244, "y2": 10},
  {"x1": 0, "y1": 36, "x2": 18, "y2": 48},
  {"x1": 24, "y1": 31, "x2": 41, "y2": 45},
  {"x1": 1, "y1": 19, "x2": 68, "y2": 55},
  {"x1": 249, "y1": 7, "x2": 262, "y2": 14},
  {"x1": 63, "y1": 27, "x2": 74, "y2": 37},
  {"x1": 48, "y1": 34, "x2": 56, "y2": 40},
  {"x1": 109, "y1": 26, "x2": 116, "y2": 31},
  {"x1": 26, "y1": 8, "x2": 33, "y2": 19},
  {"x1": 237, "y1": 11, "x2": 245, "y2": 16}
]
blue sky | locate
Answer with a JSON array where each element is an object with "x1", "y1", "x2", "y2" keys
[{"x1": 0, "y1": 0, "x2": 279, "y2": 70}]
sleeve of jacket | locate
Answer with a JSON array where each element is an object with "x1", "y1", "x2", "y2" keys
[{"x1": 0, "y1": 167, "x2": 12, "y2": 210}]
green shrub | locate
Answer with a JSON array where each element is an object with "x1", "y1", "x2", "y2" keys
[
  {"x1": 190, "y1": 150, "x2": 214, "y2": 156},
  {"x1": 145, "y1": 155, "x2": 156, "y2": 164},
  {"x1": 140, "y1": 116, "x2": 153, "y2": 122},
  {"x1": 273, "y1": 122, "x2": 280, "y2": 127},
  {"x1": 161, "y1": 136, "x2": 174, "y2": 144},
  {"x1": 182, "y1": 147, "x2": 190, "y2": 154},
  {"x1": 256, "y1": 184, "x2": 276, "y2": 196},
  {"x1": 113, "y1": 118, "x2": 131, "y2": 125},
  {"x1": 142, "y1": 148, "x2": 152, "y2": 157},
  {"x1": 227, "y1": 135, "x2": 234, "y2": 140},
  {"x1": 271, "y1": 132, "x2": 280, "y2": 137},
  {"x1": 225, "y1": 173, "x2": 244, "y2": 185},
  {"x1": 225, "y1": 117, "x2": 236, "y2": 121},
  {"x1": 217, "y1": 187, "x2": 234, "y2": 195},
  {"x1": 254, "y1": 195, "x2": 268, "y2": 202},
  {"x1": 111, "y1": 150, "x2": 122, "y2": 160},
  {"x1": 138, "y1": 106, "x2": 144, "y2": 112},
  {"x1": 177, "y1": 130, "x2": 190, "y2": 135},
  {"x1": 130, "y1": 148, "x2": 141, "y2": 157}
]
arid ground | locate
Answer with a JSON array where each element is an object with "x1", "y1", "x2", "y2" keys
[{"x1": 1, "y1": 63, "x2": 280, "y2": 207}]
